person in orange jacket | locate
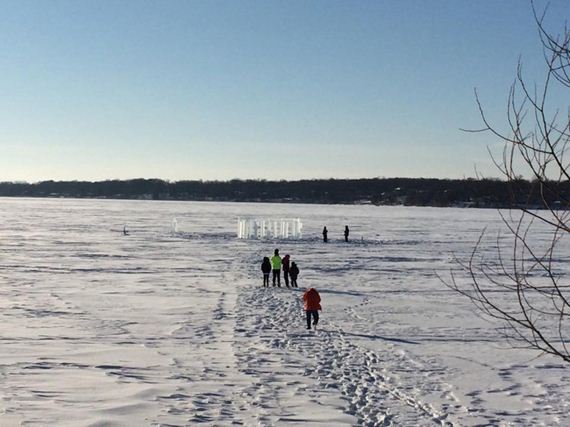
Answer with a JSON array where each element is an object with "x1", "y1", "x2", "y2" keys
[{"x1": 303, "y1": 288, "x2": 321, "y2": 330}]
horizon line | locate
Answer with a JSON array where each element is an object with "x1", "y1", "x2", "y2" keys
[{"x1": 0, "y1": 176, "x2": 511, "y2": 185}]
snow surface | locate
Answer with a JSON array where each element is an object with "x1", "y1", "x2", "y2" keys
[{"x1": 0, "y1": 198, "x2": 569, "y2": 426}]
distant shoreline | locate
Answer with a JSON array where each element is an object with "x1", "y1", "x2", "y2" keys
[{"x1": 0, "y1": 177, "x2": 567, "y2": 209}]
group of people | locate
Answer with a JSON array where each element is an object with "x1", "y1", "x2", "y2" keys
[
  {"x1": 322, "y1": 225, "x2": 349, "y2": 243},
  {"x1": 260, "y1": 249, "x2": 322, "y2": 330},
  {"x1": 261, "y1": 249, "x2": 299, "y2": 287}
]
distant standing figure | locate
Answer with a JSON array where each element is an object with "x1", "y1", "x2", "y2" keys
[
  {"x1": 289, "y1": 262, "x2": 299, "y2": 288},
  {"x1": 303, "y1": 288, "x2": 321, "y2": 330},
  {"x1": 322, "y1": 226, "x2": 328, "y2": 243},
  {"x1": 282, "y1": 254, "x2": 291, "y2": 287},
  {"x1": 271, "y1": 249, "x2": 282, "y2": 287},
  {"x1": 344, "y1": 225, "x2": 349, "y2": 242},
  {"x1": 261, "y1": 256, "x2": 272, "y2": 287},
  {"x1": 123, "y1": 225, "x2": 129, "y2": 236}
]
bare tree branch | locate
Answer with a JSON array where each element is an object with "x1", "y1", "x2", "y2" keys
[{"x1": 447, "y1": 3, "x2": 570, "y2": 363}]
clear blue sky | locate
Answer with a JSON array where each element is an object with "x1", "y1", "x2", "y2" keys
[{"x1": 0, "y1": 0, "x2": 567, "y2": 182}]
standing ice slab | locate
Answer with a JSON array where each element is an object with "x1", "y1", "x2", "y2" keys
[{"x1": 236, "y1": 218, "x2": 303, "y2": 239}]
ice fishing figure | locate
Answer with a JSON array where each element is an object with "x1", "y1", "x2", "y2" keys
[
  {"x1": 322, "y1": 226, "x2": 328, "y2": 243},
  {"x1": 344, "y1": 225, "x2": 349, "y2": 242},
  {"x1": 303, "y1": 288, "x2": 321, "y2": 330}
]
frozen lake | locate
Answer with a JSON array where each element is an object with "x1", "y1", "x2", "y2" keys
[{"x1": 0, "y1": 198, "x2": 568, "y2": 426}]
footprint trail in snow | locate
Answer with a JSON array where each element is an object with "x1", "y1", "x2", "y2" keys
[{"x1": 234, "y1": 286, "x2": 460, "y2": 426}]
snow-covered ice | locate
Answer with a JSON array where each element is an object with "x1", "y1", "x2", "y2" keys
[{"x1": 0, "y1": 198, "x2": 569, "y2": 426}]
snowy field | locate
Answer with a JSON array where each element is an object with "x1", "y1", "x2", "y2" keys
[{"x1": 0, "y1": 197, "x2": 569, "y2": 426}]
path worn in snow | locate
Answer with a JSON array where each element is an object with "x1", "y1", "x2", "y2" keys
[{"x1": 233, "y1": 286, "x2": 458, "y2": 426}]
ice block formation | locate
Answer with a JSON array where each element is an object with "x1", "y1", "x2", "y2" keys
[{"x1": 237, "y1": 217, "x2": 302, "y2": 239}]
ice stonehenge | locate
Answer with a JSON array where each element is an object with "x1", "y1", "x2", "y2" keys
[{"x1": 237, "y1": 217, "x2": 303, "y2": 239}]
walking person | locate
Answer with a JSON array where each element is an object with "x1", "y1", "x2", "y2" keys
[
  {"x1": 303, "y1": 287, "x2": 321, "y2": 330},
  {"x1": 322, "y1": 226, "x2": 328, "y2": 243},
  {"x1": 271, "y1": 249, "x2": 282, "y2": 287},
  {"x1": 282, "y1": 254, "x2": 291, "y2": 287},
  {"x1": 344, "y1": 225, "x2": 349, "y2": 242},
  {"x1": 261, "y1": 256, "x2": 271, "y2": 287},
  {"x1": 290, "y1": 262, "x2": 299, "y2": 288}
]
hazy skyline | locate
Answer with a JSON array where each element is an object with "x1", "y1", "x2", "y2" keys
[{"x1": 1, "y1": 0, "x2": 567, "y2": 182}]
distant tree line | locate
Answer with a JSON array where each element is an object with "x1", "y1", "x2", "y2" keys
[{"x1": 0, "y1": 178, "x2": 568, "y2": 208}]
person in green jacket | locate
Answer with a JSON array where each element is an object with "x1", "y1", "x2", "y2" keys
[{"x1": 271, "y1": 248, "x2": 282, "y2": 287}]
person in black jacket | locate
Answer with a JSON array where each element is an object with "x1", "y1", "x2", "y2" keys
[
  {"x1": 289, "y1": 262, "x2": 300, "y2": 288},
  {"x1": 282, "y1": 254, "x2": 291, "y2": 288},
  {"x1": 261, "y1": 257, "x2": 271, "y2": 287},
  {"x1": 344, "y1": 225, "x2": 349, "y2": 242},
  {"x1": 322, "y1": 226, "x2": 328, "y2": 243}
]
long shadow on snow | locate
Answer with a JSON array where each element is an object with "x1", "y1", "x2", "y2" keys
[
  {"x1": 289, "y1": 328, "x2": 420, "y2": 345},
  {"x1": 333, "y1": 330, "x2": 506, "y2": 345},
  {"x1": 318, "y1": 289, "x2": 365, "y2": 297},
  {"x1": 339, "y1": 331, "x2": 420, "y2": 345}
]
